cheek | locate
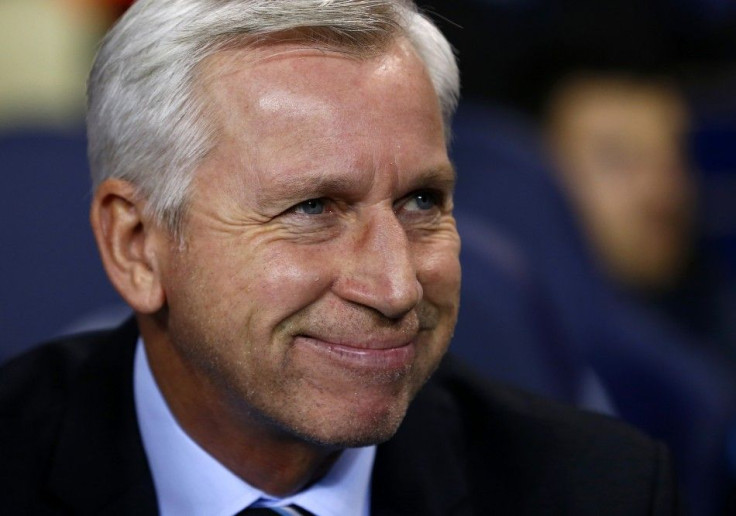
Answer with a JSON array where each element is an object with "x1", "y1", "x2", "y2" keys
[
  {"x1": 245, "y1": 244, "x2": 335, "y2": 318},
  {"x1": 167, "y1": 238, "x2": 334, "y2": 328},
  {"x1": 414, "y1": 241, "x2": 461, "y2": 309}
]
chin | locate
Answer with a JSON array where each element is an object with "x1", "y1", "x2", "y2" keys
[
  {"x1": 282, "y1": 393, "x2": 414, "y2": 449},
  {"x1": 296, "y1": 416, "x2": 407, "y2": 449}
]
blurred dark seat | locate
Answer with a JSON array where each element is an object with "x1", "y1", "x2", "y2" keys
[{"x1": 451, "y1": 102, "x2": 603, "y2": 403}]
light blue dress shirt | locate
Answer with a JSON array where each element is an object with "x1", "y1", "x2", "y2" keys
[{"x1": 133, "y1": 339, "x2": 375, "y2": 516}]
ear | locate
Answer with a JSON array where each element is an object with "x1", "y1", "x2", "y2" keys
[{"x1": 90, "y1": 179, "x2": 168, "y2": 314}]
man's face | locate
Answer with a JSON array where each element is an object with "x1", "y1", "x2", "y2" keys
[
  {"x1": 156, "y1": 39, "x2": 460, "y2": 447},
  {"x1": 548, "y1": 79, "x2": 694, "y2": 289}
]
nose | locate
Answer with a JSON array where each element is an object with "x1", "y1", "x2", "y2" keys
[{"x1": 333, "y1": 207, "x2": 423, "y2": 319}]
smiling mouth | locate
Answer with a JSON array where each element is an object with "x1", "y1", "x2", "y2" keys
[{"x1": 293, "y1": 335, "x2": 416, "y2": 372}]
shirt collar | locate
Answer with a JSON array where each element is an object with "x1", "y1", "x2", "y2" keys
[{"x1": 133, "y1": 338, "x2": 375, "y2": 516}]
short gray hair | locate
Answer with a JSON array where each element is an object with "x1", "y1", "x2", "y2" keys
[{"x1": 87, "y1": 0, "x2": 460, "y2": 233}]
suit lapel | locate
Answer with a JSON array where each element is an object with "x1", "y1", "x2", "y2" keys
[
  {"x1": 371, "y1": 369, "x2": 471, "y2": 516},
  {"x1": 45, "y1": 319, "x2": 158, "y2": 515}
]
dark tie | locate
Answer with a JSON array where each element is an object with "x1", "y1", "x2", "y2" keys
[{"x1": 236, "y1": 506, "x2": 315, "y2": 516}]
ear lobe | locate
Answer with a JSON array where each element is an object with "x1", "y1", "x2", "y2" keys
[{"x1": 90, "y1": 179, "x2": 167, "y2": 314}]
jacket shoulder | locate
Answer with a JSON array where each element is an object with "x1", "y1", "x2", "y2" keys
[
  {"x1": 0, "y1": 323, "x2": 135, "y2": 417},
  {"x1": 432, "y1": 354, "x2": 654, "y2": 453},
  {"x1": 394, "y1": 355, "x2": 681, "y2": 515},
  {"x1": 0, "y1": 321, "x2": 144, "y2": 514}
]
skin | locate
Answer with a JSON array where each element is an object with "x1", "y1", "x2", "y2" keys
[
  {"x1": 546, "y1": 78, "x2": 695, "y2": 290},
  {"x1": 91, "y1": 38, "x2": 460, "y2": 496}
]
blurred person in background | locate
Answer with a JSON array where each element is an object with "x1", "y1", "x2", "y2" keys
[
  {"x1": 541, "y1": 72, "x2": 736, "y2": 514},
  {"x1": 448, "y1": 69, "x2": 736, "y2": 514},
  {"x1": 546, "y1": 74, "x2": 694, "y2": 292},
  {"x1": 544, "y1": 72, "x2": 736, "y2": 369}
]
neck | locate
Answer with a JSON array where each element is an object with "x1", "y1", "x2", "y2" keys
[{"x1": 138, "y1": 316, "x2": 340, "y2": 497}]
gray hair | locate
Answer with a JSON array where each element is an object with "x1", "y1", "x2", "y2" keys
[{"x1": 87, "y1": 0, "x2": 460, "y2": 233}]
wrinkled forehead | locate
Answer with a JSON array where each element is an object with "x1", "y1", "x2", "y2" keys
[
  {"x1": 193, "y1": 25, "x2": 402, "y2": 92},
  {"x1": 197, "y1": 33, "x2": 440, "y2": 114},
  {"x1": 196, "y1": 34, "x2": 427, "y2": 98},
  {"x1": 195, "y1": 37, "x2": 443, "y2": 147}
]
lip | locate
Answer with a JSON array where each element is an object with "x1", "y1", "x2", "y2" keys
[{"x1": 293, "y1": 335, "x2": 416, "y2": 372}]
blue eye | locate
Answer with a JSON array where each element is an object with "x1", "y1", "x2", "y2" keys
[
  {"x1": 295, "y1": 198, "x2": 325, "y2": 215},
  {"x1": 405, "y1": 191, "x2": 438, "y2": 211},
  {"x1": 416, "y1": 192, "x2": 436, "y2": 209}
]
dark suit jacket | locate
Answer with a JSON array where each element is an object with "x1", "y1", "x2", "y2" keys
[{"x1": 1, "y1": 320, "x2": 681, "y2": 515}]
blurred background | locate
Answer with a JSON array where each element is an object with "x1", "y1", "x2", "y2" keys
[{"x1": 1, "y1": 0, "x2": 734, "y2": 514}]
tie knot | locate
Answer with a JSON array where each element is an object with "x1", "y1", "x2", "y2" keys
[{"x1": 237, "y1": 505, "x2": 314, "y2": 516}]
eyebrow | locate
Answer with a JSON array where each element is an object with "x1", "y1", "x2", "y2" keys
[
  {"x1": 254, "y1": 172, "x2": 361, "y2": 212},
  {"x1": 408, "y1": 165, "x2": 457, "y2": 192}
]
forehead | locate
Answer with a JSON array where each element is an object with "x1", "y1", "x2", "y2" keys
[
  {"x1": 198, "y1": 38, "x2": 438, "y2": 125},
  {"x1": 192, "y1": 39, "x2": 448, "y2": 196},
  {"x1": 554, "y1": 81, "x2": 689, "y2": 137}
]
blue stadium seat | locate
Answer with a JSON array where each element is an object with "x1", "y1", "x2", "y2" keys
[{"x1": 0, "y1": 128, "x2": 123, "y2": 363}]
